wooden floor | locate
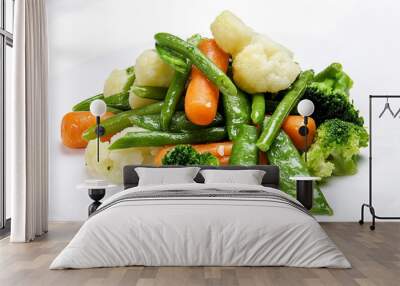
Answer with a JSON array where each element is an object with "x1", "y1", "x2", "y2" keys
[{"x1": 0, "y1": 222, "x2": 399, "y2": 286}]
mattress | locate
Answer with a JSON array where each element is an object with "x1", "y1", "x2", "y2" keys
[{"x1": 50, "y1": 183, "x2": 350, "y2": 269}]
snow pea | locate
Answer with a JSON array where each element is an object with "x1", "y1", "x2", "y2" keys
[
  {"x1": 257, "y1": 70, "x2": 314, "y2": 152},
  {"x1": 251, "y1": 94, "x2": 266, "y2": 125},
  {"x1": 265, "y1": 118, "x2": 333, "y2": 215},
  {"x1": 229, "y1": 124, "x2": 259, "y2": 166},
  {"x1": 109, "y1": 127, "x2": 227, "y2": 150},
  {"x1": 222, "y1": 89, "x2": 251, "y2": 140}
]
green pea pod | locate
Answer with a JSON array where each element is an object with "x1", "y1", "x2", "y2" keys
[
  {"x1": 155, "y1": 44, "x2": 189, "y2": 74},
  {"x1": 130, "y1": 85, "x2": 168, "y2": 100},
  {"x1": 265, "y1": 119, "x2": 332, "y2": 215},
  {"x1": 160, "y1": 71, "x2": 190, "y2": 131},
  {"x1": 154, "y1": 33, "x2": 237, "y2": 96},
  {"x1": 257, "y1": 70, "x2": 314, "y2": 152},
  {"x1": 251, "y1": 94, "x2": 266, "y2": 125},
  {"x1": 229, "y1": 124, "x2": 259, "y2": 166},
  {"x1": 83, "y1": 101, "x2": 166, "y2": 141},
  {"x1": 222, "y1": 89, "x2": 251, "y2": 140},
  {"x1": 159, "y1": 35, "x2": 202, "y2": 131},
  {"x1": 109, "y1": 127, "x2": 227, "y2": 150}
]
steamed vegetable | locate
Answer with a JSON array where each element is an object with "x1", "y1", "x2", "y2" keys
[
  {"x1": 155, "y1": 34, "x2": 202, "y2": 74},
  {"x1": 154, "y1": 142, "x2": 232, "y2": 165},
  {"x1": 61, "y1": 111, "x2": 114, "y2": 148},
  {"x1": 84, "y1": 111, "x2": 223, "y2": 141},
  {"x1": 129, "y1": 49, "x2": 175, "y2": 109},
  {"x1": 162, "y1": 145, "x2": 219, "y2": 166},
  {"x1": 306, "y1": 119, "x2": 368, "y2": 179},
  {"x1": 222, "y1": 89, "x2": 251, "y2": 140},
  {"x1": 83, "y1": 101, "x2": 166, "y2": 140},
  {"x1": 154, "y1": 33, "x2": 237, "y2": 96},
  {"x1": 251, "y1": 94, "x2": 265, "y2": 125},
  {"x1": 155, "y1": 44, "x2": 189, "y2": 74},
  {"x1": 210, "y1": 10, "x2": 253, "y2": 56},
  {"x1": 134, "y1": 49, "x2": 175, "y2": 87},
  {"x1": 185, "y1": 39, "x2": 230, "y2": 125},
  {"x1": 229, "y1": 124, "x2": 258, "y2": 165},
  {"x1": 282, "y1": 115, "x2": 316, "y2": 151},
  {"x1": 265, "y1": 118, "x2": 333, "y2": 215},
  {"x1": 160, "y1": 34, "x2": 202, "y2": 131},
  {"x1": 210, "y1": 11, "x2": 301, "y2": 93},
  {"x1": 109, "y1": 127, "x2": 227, "y2": 149},
  {"x1": 73, "y1": 92, "x2": 130, "y2": 112},
  {"x1": 130, "y1": 86, "x2": 168, "y2": 100},
  {"x1": 103, "y1": 66, "x2": 135, "y2": 97},
  {"x1": 303, "y1": 63, "x2": 363, "y2": 126},
  {"x1": 160, "y1": 61, "x2": 191, "y2": 131},
  {"x1": 257, "y1": 70, "x2": 314, "y2": 152},
  {"x1": 73, "y1": 94, "x2": 103, "y2": 111}
]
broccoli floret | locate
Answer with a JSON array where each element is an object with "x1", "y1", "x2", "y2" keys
[
  {"x1": 198, "y1": 152, "x2": 220, "y2": 166},
  {"x1": 162, "y1": 145, "x2": 219, "y2": 166},
  {"x1": 306, "y1": 119, "x2": 368, "y2": 179},
  {"x1": 303, "y1": 63, "x2": 364, "y2": 126}
]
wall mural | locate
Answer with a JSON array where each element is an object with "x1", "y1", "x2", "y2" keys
[{"x1": 60, "y1": 11, "x2": 368, "y2": 215}]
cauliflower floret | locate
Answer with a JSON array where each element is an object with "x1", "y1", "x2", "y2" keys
[
  {"x1": 210, "y1": 11, "x2": 301, "y2": 93},
  {"x1": 233, "y1": 41, "x2": 301, "y2": 93},
  {"x1": 135, "y1": 49, "x2": 174, "y2": 87},
  {"x1": 103, "y1": 67, "x2": 135, "y2": 97},
  {"x1": 85, "y1": 127, "x2": 160, "y2": 183},
  {"x1": 210, "y1": 10, "x2": 253, "y2": 56},
  {"x1": 128, "y1": 86, "x2": 158, "y2": 109}
]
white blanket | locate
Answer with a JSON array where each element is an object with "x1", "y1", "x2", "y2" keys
[{"x1": 50, "y1": 183, "x2": 350, "y2": 269}]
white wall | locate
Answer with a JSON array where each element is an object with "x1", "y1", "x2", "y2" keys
[{"x1": 47, "y1": 0, "x2": 400, "y2": 221}]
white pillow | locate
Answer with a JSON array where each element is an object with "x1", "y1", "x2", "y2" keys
[
  {"x1": 200, "y1": 169, "x2": 266, "y2": 185},
  {"x1": 135, "y1": 167, "x2": 200, "y2": 186}
]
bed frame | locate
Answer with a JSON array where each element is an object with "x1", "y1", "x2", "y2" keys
[{"x1": 123, "y1": 165, "x2": 280, "y2": 190}]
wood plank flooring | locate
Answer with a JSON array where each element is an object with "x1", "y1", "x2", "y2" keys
[{"x1": 0, "y1": 222, "x2": 399, "y2": 286}]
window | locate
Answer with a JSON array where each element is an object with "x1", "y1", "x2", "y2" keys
[{"x1": 0, "y1": 0, "x2": 13, "y2": 234}]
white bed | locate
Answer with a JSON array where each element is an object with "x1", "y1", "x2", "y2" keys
[{"x1": 50, "y1": 166, "x2": 350, "y2": 269}]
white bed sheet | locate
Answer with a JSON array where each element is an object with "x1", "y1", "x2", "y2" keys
[{"x1": 50, "y1": 183, "x2": 350, "y2": 269}]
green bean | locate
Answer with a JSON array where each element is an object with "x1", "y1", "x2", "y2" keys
[
  {"x1": 251, "y1": 94, "x2": 266, "y2": 125},
  {"x1": 256, "y1": 70, "x2": 314, "y2": 152},
  {"x1": 73, "y1": 93, "x2": 104, "y2": 111},
  {"x1": 229, "y1": 124, "x2": 259, "y2": 165},
  {"x1": 109, "y1": 127, "x2": 227, "y2": 150},
  {"x1": 83, "y1": 101, "x2": 166, "y2": 141},
  {"x1": 155, "y1": 44, "x2": 188, "y2": 74},
  {"x1": 222, "y1": 89, "x2": 251, "y2": 140},
  {"x1": 130, "y1": 85, "x2": 168, "y2": 100}
]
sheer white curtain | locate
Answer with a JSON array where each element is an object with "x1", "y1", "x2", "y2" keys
[{"x1": 9, "y1": 0, "x2": 48, "y2": 242}]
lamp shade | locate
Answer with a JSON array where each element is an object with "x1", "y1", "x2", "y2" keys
[
  {"x1": 90, "y1": 99, "x2": 107, "y2": 117},
  {"x1": 297, "y1": 99, "x2": 315, "y2": 117}
]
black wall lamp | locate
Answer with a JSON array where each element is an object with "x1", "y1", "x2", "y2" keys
[{"x1": 90, "y1": 99, "x2": 107, "y2": 162}]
